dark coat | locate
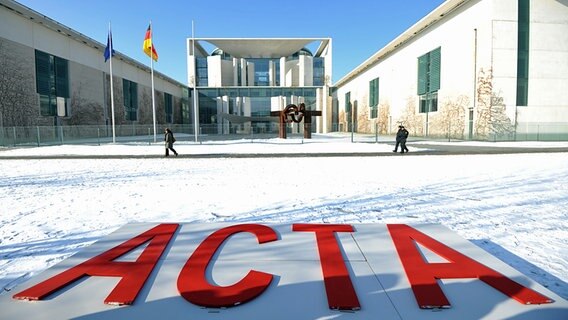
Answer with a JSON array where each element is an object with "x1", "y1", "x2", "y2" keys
[
  {"x1": 165, "y1": 130, "x2": 175, "y2": 148},
  {"x1": 396, "y1": 128, "x2": 409, "y2": 142}
]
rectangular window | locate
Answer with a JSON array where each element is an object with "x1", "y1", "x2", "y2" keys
[
  {"x1": 196, "y1": 57, "x2": 208, "y2": 87},
  {"x1": 123, "y1": 79, "x2": 138, "y2": 121},
  {"x1": 417, "y1": 54, "x2": 429, "y2": 95},
  {"x1": 165, "y1": 93, "x2": 173, "y2": 123},
  {"x1": 516, "y1": 0, "x2": 530, "y2": 106},
  {"x1": 35, "y1": 50, "x2": 69, "y2": 116},
  {"x1": 419, "y1": 92, "x2": 438, "y2": 113},
  {"x1": 417, "y1": 47, "x2": 441, "y2": 95},
  {"x1": 313, "y1": 57, "x2": 325, "y2": 86},
  {"x1": 369, "y1": 77, "x2": 379, "y2": 119},
  {"x1": 181, "y1": 87, "x2": 190, "y2": 125},
  {"x1": 417, "y1": 47, "x2": 441, "y2": 113},
  {"x1": 345, "y1": 91, "x2": 351, "y2": 114}
]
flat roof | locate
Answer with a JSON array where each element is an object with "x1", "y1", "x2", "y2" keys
[{"x1": 190, "y1": 38, "x2": 331, "y2": 58}]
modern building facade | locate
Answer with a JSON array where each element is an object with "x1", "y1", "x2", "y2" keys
[
  {"x1": 0, "y1": 0, "x2": 187, "y2": 141},
  {"x1": 2, "y1": 0, "x2": 567, "y2": 142},
  {"x1": 187, "y1": 38, "x2": 332, "y2": 135},
  {"x1": 334, "y1": 0, "x2": 568, "y2": 140}
]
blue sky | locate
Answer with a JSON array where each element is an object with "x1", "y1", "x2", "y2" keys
[{"x1": 16, "y1": 0, "x2": 445, "y2": 85}]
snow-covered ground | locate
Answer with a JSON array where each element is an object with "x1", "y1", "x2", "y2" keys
[{"x1": 1, "y1": 137, "x2": 567, "y2": 300}]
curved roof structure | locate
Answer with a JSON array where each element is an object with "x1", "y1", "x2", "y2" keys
[{"x1": 192, "y1": 38, "x2": 330, "y2": 59}]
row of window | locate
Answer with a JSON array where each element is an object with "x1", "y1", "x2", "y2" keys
[
  {"x1": 195, "y1": 57, "x2": 325, "y2": 87},
  {"x1": 349, "y1": 2, "x2": 531, "y2": 119},
  {"x1": 34, "y1": 50, "x2": 174, "y2": 122},
  {"x1": 344, "y1": 47, "x2": 441, "y2": 118}
]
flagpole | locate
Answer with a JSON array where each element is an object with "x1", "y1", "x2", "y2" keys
[
  {"x1": 108, "y1": 22, "x2": 116, "y2": 143},
  {"x1": 150, "y1": 21, "x2": 157, "y2": 143},
  {"x1": 192, "y1": 20, "x2": 198, "y2": 143}
]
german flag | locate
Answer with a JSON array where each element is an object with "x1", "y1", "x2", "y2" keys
[{"x1": 143, "y1": 24, "x2": 158, "y2": 61}]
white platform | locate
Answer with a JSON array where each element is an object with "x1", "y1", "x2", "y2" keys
[{"x1": 1, "y1": 223, "x2": 566, "y2": 319}]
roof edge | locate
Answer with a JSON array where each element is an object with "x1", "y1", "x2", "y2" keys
[{"x1": 334, "y1": 0, "x2": 469, "y2": 88}]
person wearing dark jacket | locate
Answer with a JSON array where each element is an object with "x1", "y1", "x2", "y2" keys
[
  {"x1": 393, "y1": 125, "x2": 409, "y2": 153},
  {"x1": 164, "y1": 128, "x2": 178, "y2": 157}
]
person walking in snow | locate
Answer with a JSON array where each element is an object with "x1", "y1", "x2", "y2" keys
[
  {"x1": 164, "y1": 128, "x2": 178, "y2": 157},
  {"x1": 393, "y1": 125, "x2": 409, "y2": 153}
]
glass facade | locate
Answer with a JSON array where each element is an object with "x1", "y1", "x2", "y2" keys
[
  {"x1": 195, "y1": 87, "x2": 319, "y2": 133},
  {"x1": 246, "y1": 58, "x2": 281, "y2": 86},
  {"x1": 190, "y1": 44, "x2": 328, "y2": 134},
  {"x1": 313, "y1": 57, "x2": 325, "y2": 86},
  {"x1": 196, "y1": 57, "x2": 208, "y2": 87}
]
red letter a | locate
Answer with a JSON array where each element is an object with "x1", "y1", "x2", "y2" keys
[
  {"x1": 13, "y1": 223, "x2": 178, "y2": 305},
  {"x1": 388, "y1": 224, "x2": 552, "y2": 308}
]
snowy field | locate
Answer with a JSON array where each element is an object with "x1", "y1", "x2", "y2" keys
[{"x1": 0, "y1": 138, "x2": 567, "y2": 301}]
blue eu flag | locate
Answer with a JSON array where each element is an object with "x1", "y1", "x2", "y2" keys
[{"x1": 104, "y1": 31, "x2": 115, "y2": 62}]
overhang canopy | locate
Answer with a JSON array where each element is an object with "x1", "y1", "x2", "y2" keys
[{"x1": 202, "y1": 39, "x2": 316, "y2": 58}]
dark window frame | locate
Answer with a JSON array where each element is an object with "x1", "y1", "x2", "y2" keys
[
  {"x1": 35, "y1": 50, "x2": 69, "y2": 117},
  {"x1": 417, "y1": 47, "x2": 441, "y2": 114},
  {"x1": 369, "y1": 77, "x2": 379, "y2": 119}
]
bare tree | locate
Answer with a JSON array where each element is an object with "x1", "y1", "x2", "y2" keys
[
  {"x1": 138, "y1": 89, "x2": 152, "y2": 124},
  {"x1": 377, "y1": 102, "x2": 391, "y2": 135},
  {"x1": 475, "y1": 68, "x2": 515, "y2": 140},
  {"x1": 431, "y1": 95, "x2": 468, "y2": 140},
  {"x1": 0, "y1": 40, "x2": 37, "y2": 127},
  {"x1": 155, "y1": 91, "x2": 165, "y2": 125},
  {"x1": 67, "y1": 84, "x2": 104, "y2": 125},
  {"x1": 105, "y1": 74, "x2": 125, "y2": 125},
  {"x1": 399, "y1": 96, "x2": 423, "y2": 136},
  {"x1": 136, "y1": 88, "x2": 164, "y2": 125},
  {"x1": 356, "y1": 94, "x2": 372, "y2": 133}
]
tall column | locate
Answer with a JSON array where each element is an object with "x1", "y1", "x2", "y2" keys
[
  {"x1": 268, "y1": 60, "x2": 275, "y2": 86},
  {"x1": 280, "y1": 57, "x2": 287, "y2": 87}
]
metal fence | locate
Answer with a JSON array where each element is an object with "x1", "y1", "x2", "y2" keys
[
  {"x1": 349, "y1": 123, "x2": 568, "y2": 143},
  {"x1": 1, "y1": 122, "x2": 568, "y2": 147},
  {"x1": 0, "y1": 123, "x2": 305, "y2": 147}
]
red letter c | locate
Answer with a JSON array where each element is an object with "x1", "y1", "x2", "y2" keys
[{"x1": 177, "y1": 224, "x2": 278, "y2": 307}]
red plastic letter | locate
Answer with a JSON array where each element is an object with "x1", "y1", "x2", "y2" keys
[
  {"x1": 293, "y1": 224, "x2": 360, "y2": 310},
  {"x1": 177, "y1": 224, "x2": 278, "y2": 308},
  {"x1": 13, "y1": 223, "x2": 179, "y2": 305},
  {"x1": 387, "y1": 224, "x2": 553, "y2": 308}
]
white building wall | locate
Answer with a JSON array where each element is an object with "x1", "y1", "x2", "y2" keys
[
  {"x1": 285, "y1": 60, "x2": 299, "y2": 87},
  {"x1": 232, "y1": 58, "x2": 239, "y2": 86},
  {"x1": 336, "y1": 0, "x2": 568, "y2": 139},
  {"x1": 337, "y1": 0, "x2": 490, "y2": 133},
  {"x1": 299, "y1": 55, "x2": 313, "y2": 86},
  {"x1": 279, "y1": 57, "x2": 287, "y2": 86},
  {"x1": 207, "y1": 55, "x2": 222, "y2": 87},
  {"x1": 268, "y1": 60, "x2": 276, "y2": 86},
  {"x1": 523, "y1": 0, "x2": 568, "y2": 124},
  {"x1": 491, "y1": 0, "x2": 522, "y2": 125},
  {"x1": 240, "y1": 59, "x2": 248, "y2": 86}
]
